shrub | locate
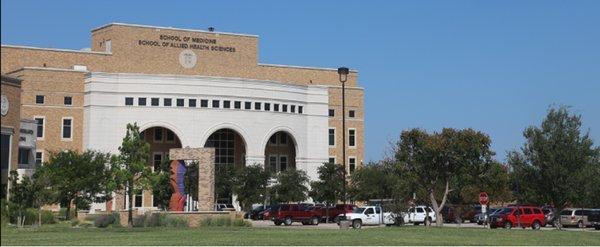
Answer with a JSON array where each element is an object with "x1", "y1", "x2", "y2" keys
[
  {"x1": 93, "y1": 214, "x2": 117, "y2": 228},
  {"x1": 164, "y1": 216, "x2": 188, "y2": 227},
  {"x1": 132, "y1": 213, "x2": 147, "y2": 227},
  {"x1": 71, "y1": 219, "x2": 80, "y2": 227},
  {"x1": 58, "y1": 208, "x2": 77, "y2": 221},
  {"x1": 40, "y1": 210, "x2": 56, "y2": 224},
  {"x1": 200, "y1": 216, "x2": 249, "y2": 227},
  {"x1": 233, "y1": 218, "x2": 251, "y2": 227},
  {"x1": 111, "y1": 212, "x2": 122, "y2": 227},
  {"x1": 84, "y1": 214, "x2": 100, "y2": 222},
  {"x1": 1, "y1": 200, "x2": 8, "y2": 226}
]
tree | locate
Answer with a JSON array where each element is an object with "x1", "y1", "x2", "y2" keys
[
  {"x1": 29, "y1": 166, "x2": 57, "y2": 226},
  {"x1": 309, "y1": 162, "x2": 344, "y2": 222},
  {"x1": 271, "y1": 169, "x2": 309, "y2": 203},
  {"x1": 232, "y1": 164, "x2": 271, "y2": 211},
  {"x1": 214, "y1": 164, "x2": 235, "y2": 203},
  {"x1": 150, "y1": 158, "x2": 173, "y2": 210},
  {"x1": 508, "y1": 106, "x2": 600, "y2": 228},
  {"x1": 43, "y1": 150, "x2": 114, "y2": 220},
  {"x1": 112, "y1": 123, "x2": 152, "y2": 227},
  {"x1": 8, "y1": 171, "x2": 33, "y2": 227},
  {"x1": 396, "y1": 128, "x2": 494, "y2": 226}
]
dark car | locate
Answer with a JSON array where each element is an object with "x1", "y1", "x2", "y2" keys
[
  {"x1": 474, "y1": 208, "x2": 500, "y2": 225},
  {"x1": 541, "y1": 206, "x2": 557, "y2": 226},
  {"x1": 441, "y1": 205, "x2": 462, "y2": 223},
  {"x1": 588, "y1": 209, "x2": 600, "y2": 230},
  {"x1": 244, "y1": 205, "x2": 267, "y2": 220}
]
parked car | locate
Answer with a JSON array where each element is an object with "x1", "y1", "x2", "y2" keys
[
  {"x1": 215, "y1": 203, "x2": 235, "y2": 211},
  {"x1": 474, "y1": 208, "x2": 500, "y2": 225},
  {"x1": 462, "y1": 205, "x2": 482, "y2": 223},
  {"x1": 261, "y1": 204, "x2": 280, "y2": 220},
  {"x1": 343, "y1": 206, "x2": 395, "y2": 229},
  {"x1": 271, "y1": 204, "x2": 322, "y2": 226},
  {"x1": 541, "y1": 206, "x2": 557, "y2": 226},
  {"x1": 588, "y1": 209, "x2": 600, "y2": 230},
  {"x1": 559, "y1": 208, "x2": 595, "y2": 228},
  {"x1": 244, "y1": 205, "x2": 267, "y2": 220},
  {"x1": 403, "y1": 205, "x2": 436, "y2": 225},
  {"x1": 489, "y1": 206, "x2": 546, "y2": 230}
]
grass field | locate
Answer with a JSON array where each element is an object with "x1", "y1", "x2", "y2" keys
[{"x1": 2, "y1": 223, "x2": 599, "y2": 246}]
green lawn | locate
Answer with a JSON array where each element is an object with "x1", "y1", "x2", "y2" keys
[{"x1": 2, "y1": 223, "x2": 599, "y2": 246}]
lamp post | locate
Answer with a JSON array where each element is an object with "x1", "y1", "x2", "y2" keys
[{"x1": 337, "y1": 67, "x2": 349, "y2": 219}]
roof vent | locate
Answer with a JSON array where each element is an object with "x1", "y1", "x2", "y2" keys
[{"x1": 208, "y1": 27, "x2": 215, "y2": 32}]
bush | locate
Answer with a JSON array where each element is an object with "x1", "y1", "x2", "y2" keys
[
  {"x1": 200, "y1": 216, "x2": 249, "y2": 227},
  {"x1": 71, "y1": 219, "x2": 80, "y2": 227},
  {"x1": 131, "y1": 213, "x2": 188, "y2": 228},
  {"x1": 132, "y1": 213, "x2": 147, "y2": 227},
  {"x1": 40, "y1": 210, "x2": 56, "y2": 224},
  {"x1": 58, "y1": 208, "x2": 77, "y2": 221},
  {"x1": 233, "y1": 218, "x2": 252, "y2": 227},
  {"x1": 164, "y1": 216, "x2": 188, "y2": 227},
  {"x1": 93, "y1": 214, "x2": 116, "y2": 228},
  {"x1": 84, "y1": 214, "x2": 100, "y2": 222},
  {"x1": 1, "y1": 200, "x2": 8, "y2": 226}
]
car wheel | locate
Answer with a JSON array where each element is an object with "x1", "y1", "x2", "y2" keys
[
  {"x1": 414, "y1": 222, "x2": 420, "y2": 226},
  {"x1": 595, "y1": 226, "x2": 599, "y2": 230},
  {"x1": 274, "y1": 220, "x2": 282, "y2": 226},
  {"x1": 311, "y1": 217, "x2": 319, "y2": 225},
  {"x1": 532, "y1": 221, "x2": 541, "y2": 230},
  {"x1": 504, "y1": 221, "x2": 512, "y2": 229},
  {"x1": 352, "y1": 219, "x2": 362, "y2": 229},
  {"x1": 284, "y1": 217, "x2": 293, "y2": 226}
]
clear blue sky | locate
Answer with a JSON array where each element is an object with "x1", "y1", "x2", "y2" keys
[{"x1": 2, "y1": 0, "x2": 599, "y2": 163}]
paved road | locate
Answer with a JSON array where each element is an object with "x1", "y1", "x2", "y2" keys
[{"x1": 251, "y1": 220, "x2": 599, "y2": 232}]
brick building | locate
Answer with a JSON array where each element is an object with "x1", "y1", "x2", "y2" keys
[{"x1": 0, "y1": 23, "x2": 364, "y2": 210}]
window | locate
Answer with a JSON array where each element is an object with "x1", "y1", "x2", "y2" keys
[
  {"x1": 279, "y1": 156, "x2": 288, "y2": 172},
  {"x1": 138, "y1": 97, "x2": 147, "y2": 106},
  {"x1": 365, "y1": 208, "x2": 374, "y2": 215},
  {"x1": 212, "y1": 100, "x2": 220, "y2": 108},
  {"x1": 35, "y1": 151, "x2": 43, "y2": 166},
  {"x1": 154, "y1": 128, "x2": 163, "y2": 142},
  {"x1": 291, "y1": 105, "x2": 296, "y2": 113},
  {"x1": 35, "y1": 117, "x2": 44, "y2": 138},
  {"x1": 329, "y1": 157, "x2": 336, "y2": 164},
  {"x1": 254, "y1": 102, "x2": 261, "y2": 110},
  {"x1": 524, "y1": 208, "x2": 533, "y2": 215},
  {"x1": 62, "y1": 118, "x2": 72, "y2": 139},
  {"x1": 279, "y1": 133, "x2": 288, "y2": 145},
  {"x1": 153, "y1": 153, "x2": 163, "y2": 171},
  {"x1": 282, "y1": 104, "x2": 288, "y2": 112},
  {"x1": 164, "y1": 98, "x2": 172, "y2": 107},
  {"x1": 245, "y1": 102, "x2": 251, "y2": 110},
  {"x1": 125, "y1": 97, "x2": 134, "y2": 106},
  {"x1": 166, "y1": 129, "x2": 175, "y2": 142},
  {"x1": 349, "y1": 129, "x2": 356, "y2": 147},
  {"x1": 349, "y1": 110, "x2": 355, "y2": 118},
  {"x1": 64, "y1": 96, "x2": 72, "y2": 106},
  {"x1": 328, "y1": 128, "x2": 335, "y2": 146},
  {"x1": 36, "y1": 95, "x2": 45, "y2": 104},
  {"x1": 204, "y1": 129, "x2": 235, "y2": 166},
  {"x1": 416, "y1": 207, "x2": 424, "y2": 213},
  {"x1": 269, "y1": 135, "x2": 277, "y2": 145},
  {"x1": 269, "y1": 156, "x2": 277, "y2": 173},
  {"x1": 349, "y1": 157, "x2": 356, "y2": 173},
  {"x1": 298, "y1": 106, "x2": 303, "y2": 114},
  {"x1": 223, "y1": 100, "x2": 231, "y2": 108},
  {"x1": 274, "y1": 104, "x2": 280, "y2": 112},
  {"x1": 134, "y1": 192, "x2": 143, "y2": 208},
  {"x1": 176, "y1": 98, "x2": 184, "y2": 107},
  {"x1": 18, "y1": 148, "x2": 29, "y2": 165},
  {"x1": 234, "y1": 101, "x2": 241, "y2": 109},
  {"x1": 188, "y1": 99, "x2": 196, "y2": 107},
  {"x1": 151, "y1": 98, "x2": 159, "y2": 106},
  {"x1": 264, "y1": 103, "x2": 271, "y2": 111},
  {"x1": 329, "y1": 109, "x2": 335, "y2": 117},
  {"x1": 200, "y1": 99, "x2": 208, "y2": 108}
]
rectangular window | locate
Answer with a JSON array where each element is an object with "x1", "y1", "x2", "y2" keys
[
  {"x1": 329, "y1": 157, "x2": 336, "y2": 164},
  {"x1": 166, "y1": 129, "x2": 175, "y2": 142},
  {"x1": 290, "y1": 105, "x2": 296, "y2": 113},
  {"x1": 212, "y1": 100, "x2": 220, "y2": 108},
  {"x1": 349, "y1": 110, "x2": 356, "y2": 118},
  {"x1": 151, "y1": 98, "x2": 159, "y2": 106},
  {"x1": 329, "y1": 109, "x2": 335, "y2": 117},
  {"x1": 18, "y1": 148, "x2": 29, "y2": 165},
  {"x1": 269, "y1": 156, "x2": 277, "y2": 173},
  {"x1": 279, "y1": 133, "x2": 288, "y2": 145},
  {"x1": 164, "y1": 98, "x2": 172, "y2": 107},
  {"x1": 282, "y1": 104, "x2": 288, "y2": 112},
  {"x1": 349, "y1": 157, "x2": 356, "y2": 173},
  {"x1": 154, "y1": 128, "x2": 163, "y2": 142},
  {"x1": 269, "y1": 135, "x2": 277, "y2": 145},
  {"x1": 176, "y1": 98, "x2": 184, "y2": 107},
  {"x1": 328, "y1": 128, "x2": 335, "y2": 146},
  {"x1": 279, "y1": 156, "x2": 288, "y2": 172},
  {"x1": 36, "y1": 95, "x2": 45, "y2": 104},
  {"x1": 62, "y1": 118, "x2": 72, "y2": 139},
  {"x1": 35, "y1": 151, "x2": 43, "y2": 166},
  {"x1": 264, "y1": 103, "x2": 271, "y2": 111},
  {"x1": 244, "y1": 102, "x2": 252, "y2": 110},
  {"x1": 274, "y1": 104, "x2": 280, "y2": 112},
  {"x1": 349, "y1": 129, "x2": 356, "y2": 147},
  {"x1": 223, "y1": 100, "x2": 231, "y2": 109},
  {"x1": 298, "y1": 106, "x2": 303, "y2": 114},
  {"x1": 153, "y1": 153, "x2": 163, "y2": 171},
  {"x1": 64, "y1": 96, "x2": 72, "y2": 106},
  {"x1": 134, "y1": 192, "x2": 143, "y2": 208},
  {"x1": 35, "y1": 117, "x2": 44, "y2": 138},
  {"x1": 254, "y1": 102, "x2": 261, "y2": 110},
  {"x1": 125, "y1": 97, "x2": 134, "y2": 106},
  {"x1": 234, "y1": 101, "x2": 241, "y2": 109},
  {"x1": 188, "y1": 99, "x2": 196, "y2": 107},
  {"x1": 138, "y1": 97, "x2": 147, "y2": 106},
  {"x1": 200, "y1": 99, "x2": 208, "y2": 108}
]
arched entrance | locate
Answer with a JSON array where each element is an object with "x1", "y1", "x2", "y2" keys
[
  {"x1": 264, "y1": 131, "x2": 297, "y2": 173},
  {"x1": 204, "y1": 128, "x2": 246, "y2": 205}
]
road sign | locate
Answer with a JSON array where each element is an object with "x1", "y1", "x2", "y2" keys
[{"x1": 479, "y1": 192, "x2": 489, "y2": 205}]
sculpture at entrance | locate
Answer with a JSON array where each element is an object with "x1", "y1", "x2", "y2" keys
[{"x1": 169, "y1": 160, "x2": 187, "y2": 211}]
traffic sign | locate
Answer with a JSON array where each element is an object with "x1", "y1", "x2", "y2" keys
[{"x1": 479, "y1": 192, "x2": 489, "y2": 205}]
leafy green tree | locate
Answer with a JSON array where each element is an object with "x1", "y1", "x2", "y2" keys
[
  {"x1": 8, "y1": 171, "x2": 33, "y2": 227},
  {"x1": 508, "y1": 106, "x2": 600, "y2": 228},
  {"x1": 214, "y1": 164, "x2": 235, "y2": 203},
  {"x1": 309, "y1": 162, "x2": 344, "y2": 222},
  {"x1": 29, "y1": 166, "x2": 57, "y2": 226},
  {"x1": 150, "y1": 158, "x2": 173, "y2": 210},
  {"x1": 272, "y1": 169, "x2": 309, "y2": 203},
  {"x1": 232, "y1": 164, "x2": 271, "y2": 211},
  {"x1": 396, "y1": 128, "x2": 494, "y2": 226},
  {"x1": 43, "y1": 150, "x2": 114, "y2": 220},
  {"x1": 112, "y1": 123, "x2": 152, "y2": 227}
]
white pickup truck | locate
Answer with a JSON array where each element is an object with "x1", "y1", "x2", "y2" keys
[
  {"x1": 403, "y1": 205, "x2": 436, "y2": 225},
  {"x1": 343, "y1": 206, "x2": 396, "y2": 229}
]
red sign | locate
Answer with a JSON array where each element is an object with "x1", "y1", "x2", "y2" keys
[{"x1": 479, "y1": 192, "x2": 489, "y2": 205}]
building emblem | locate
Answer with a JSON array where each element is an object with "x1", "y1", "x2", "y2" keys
[
  {"x1": 179, "y1": 49, "x2": 197, "y2": 69},
  {"x1": 0, "y1": 95, "x2": 8, "y2": 116}
]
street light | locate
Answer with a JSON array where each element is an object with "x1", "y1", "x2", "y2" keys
[{"x1": 337, "y1": 67, "x2": 349, "y2": 219}]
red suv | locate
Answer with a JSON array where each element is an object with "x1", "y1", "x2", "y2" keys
[
  {"x1": 271, "y1": 204, "x2": 322, "y2": 226},
  {"x1": 489, "y1": 206, "x2": 546, "y2": 230}
]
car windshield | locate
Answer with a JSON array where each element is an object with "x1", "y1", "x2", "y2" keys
[
  {"x1": 353, "y1": 207, "x2": 365, "y2": 214},
  {"x1": 560, "y1": 210, "x2": 572, "y2": 216},
  {"x1": 497, "y1": 208, "x2": 512, "y2": 214}
]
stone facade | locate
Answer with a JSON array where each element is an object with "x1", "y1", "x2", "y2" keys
[{"x1": 1, "y1": 75, "x2": 22, "y2": 198}]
